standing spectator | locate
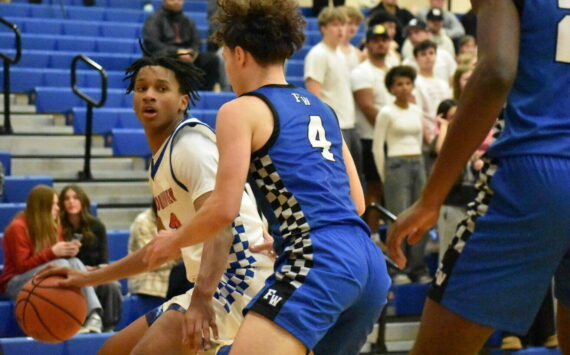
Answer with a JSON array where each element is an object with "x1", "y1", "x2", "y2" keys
[
  {"x1": 425, "y1": 8, "x2": 456, "y2": 57},
  {"x1": 305, "y1": 6, "x2": 363, "y2": 182},
  {"x1": 367, "y1": 0, "x2": 414, "y2": 47},
  {"x1": 460, "y1": 9, "x2": 477, "y2": 38},
  {"x1": 366, "y1": 11, "x2": 402, "y2": 67},
  {"x1": 350, "y1": 24, "x2": 393, "y2": 233},
  {"x1": 128, "y1": 205, "x2": 192, "y2": 300},
  {"x1": 0, "y1": 185, "x2": 102, "y2": 333},
  {"x1": 401, "y1": 19, "x2": 457, "y2": 83},
  {"x1": 416, "y1": 0, "x2": 465, "y2": 41},
  {"x1": 59, "y1": 184, "x2": 123, "y2": 332},
  {"x1": 338, "y1": 6, "x2": 366, "y2": 71},
  {"x1": 312, "y1": 0, "x2": 345, "y2": 17},
  {"x1": 372, "y1": 66, "x2": 431, "y2": 284},
  {"x1": 142, "y1": 0, "x2": 220, "y2": 90}
]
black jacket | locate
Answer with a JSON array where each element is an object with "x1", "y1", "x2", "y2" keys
[{"x1": 142, "y1": 6, "x2": 201, "y2": 56}]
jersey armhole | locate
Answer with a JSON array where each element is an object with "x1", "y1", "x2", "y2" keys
[
  {"x1": 513, "y1": 0, "x2": 524, "y2": 16},
  {"x1": 241, "y1": 92, "x2": 281, "y2": 159}
]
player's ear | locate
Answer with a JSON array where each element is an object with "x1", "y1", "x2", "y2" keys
[
  {"x1": 234, "y1": 46, "x2": 246, "y2": 65},
  {"x1": 179, "y1": 94, "x2": 189, "y2": 113}
]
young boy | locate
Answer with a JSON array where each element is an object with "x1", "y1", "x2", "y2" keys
[
  {"x1": 37, "y1": 56, "x2": 273, "y2": 354},
  {"x1": 372, "y1": 65, "x2": 430, "y2": 284},
  {"x1": 142, "y1": 0, "x2": 391, "y2": 354}
]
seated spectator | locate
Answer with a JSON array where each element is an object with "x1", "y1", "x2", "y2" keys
[
  {"x1": 142, "y1": 0, "x2": 220, "y2": 91},
  {"x1": 0, "y1": 185, "x2": 103, "y2": 333},
  {"x1": 372, "y1": 66, "x2": 431, "y2": 285},
  {"x1": 367, "y1": 0, "x2": 414, "y2": 47},
  {"x1": 458, "y1": 35, "x2": 477, "y2": 57},
  {"x1": 59, "y1": 184, "x2": 123, "y2": 332},
  {"x1": 401, "y1": 19, "x2": 457, "y2": 83},
  {"x1": 425, "y1": 8, "x2": 456, "y2": 56},
  {"x1": 338, "y1": 6, "x2": 366, "y2": 71},
  {"x1": 128, "y1": 205, "x2": 192, "y2": 300},
  {"x1": 366, "y1": 11, "x2": 402, "y2": 67},
  {"x1": 416, "y1": 0, "x2": 465, "y2": 41}
]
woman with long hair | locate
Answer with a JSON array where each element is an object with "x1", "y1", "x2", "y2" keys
[
  {"x1": 0, "y1": 185, "x2": 102, "y2": 332},
  {"x1": 59, "y1": 184, "x2": 122, "y2": 332}
]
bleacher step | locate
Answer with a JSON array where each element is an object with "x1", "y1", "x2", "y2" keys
[
  {"x1": 13, "y1": 157, "x2": 146, "y2": 179},
  {"x1": 54, "y1": 181, "x2": 151, "y2": 205},
  {"x1": 8, "y1": 113, "x2": 65, "y2": 127},
  {"x1": 385, "y1": 321, "x2": 419, "y2": 341},
  {"x1": 0, "y1": 135, "x2": 110, "y2": 156},
  {"x1": 0, "y1": 93, "x2": 28, "y2": 106},
  {"x1": 98, "y1": 207, "x2": 146, "y2": 230},
  {"x1": 0, "y1": 104, "x2": 36, "y2": 113},
  {"x1": 14, "y1": 125, "x2": 74, "y2": 134}
]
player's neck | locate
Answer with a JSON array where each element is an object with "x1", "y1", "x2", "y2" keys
[
  {"x1": 234, "y1": 65, "x2": 287, "y2": 95},
  {"x1": 144, "y1": 118, "x2": 181, "y2": 155}
]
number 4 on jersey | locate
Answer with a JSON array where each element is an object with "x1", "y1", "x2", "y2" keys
[{"x1": 308, "y1": 115, "x2": 335, "y2": 161}]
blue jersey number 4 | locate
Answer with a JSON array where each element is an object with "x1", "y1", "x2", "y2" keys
[{"x1": 308, "y1": 115, "x2": 335, "y2": 162}]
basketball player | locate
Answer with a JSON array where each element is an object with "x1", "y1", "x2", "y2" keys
[
  {"x1": 37, "y1": 56, "x2": 273, "y2": 354},
  {"x1": 386, "y1": 0, "x2": 570, "y2": 353},
  {"x1": 141, "y1": 1, "x2": 391, "y2": 354}
]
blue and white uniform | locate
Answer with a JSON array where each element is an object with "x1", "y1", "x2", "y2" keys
[
  {"x1": 431, "y1": 0, "x2": 570, "y2": 334},
  {"x1": 146, "y1": 118, "x2": 273, "y2": 347},
  {"x1": 243, "y1": 85, "x2": 390, "y2": 355}
]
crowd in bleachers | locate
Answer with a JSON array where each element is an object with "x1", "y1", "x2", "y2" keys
[{"x1": 0, "y1": 0, "x2": 560, "y2": 353}]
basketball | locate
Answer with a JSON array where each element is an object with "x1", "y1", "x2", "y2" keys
[{"x1": 15, "y1": 275, "x2": 87, "y2": 343}]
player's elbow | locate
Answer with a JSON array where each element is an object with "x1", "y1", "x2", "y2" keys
[
  {"x1": 477, "y1": 57, "x2": 517, "y2": 93},
  {"x1": 355, "y1": 201, "x2": 366, "y2": 217}
]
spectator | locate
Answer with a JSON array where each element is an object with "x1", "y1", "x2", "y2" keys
[
  {"x1": 452, "y1": 64, "x2": 473, "y2": 100},
  {"x1": 0, "y1": 185, "x2": 102, "y2": 333},
  {"x1": 59, "y1": 184, "x2": 123, "y2": 332},
  {"x1": 338, "y1": 6, "x2": 366, "y2": 71},
  {"x1": 305, "y1": 6, "x2": 363, "y2": 183},
  {"x1": 142, "y1": 0, "x2": 220, "y2": 91},
  {"x1": 425, "y1": 8, "x2": 456, "y2": 57},
  {"x1": 416, "y1": 0, "x2": 465, "y2": 41},
  {"x1": 366, "y1": 11, "x2": 402, "y2": 67},
  {"x1": 401, "y1": 19, "x2": 457, "y2": 83},
  {"x1": 367, "y1": 0, "x2": 414, "y2": 47},
  {"x1": 372, "y1": 66, "x2": 431, "y2": 284},
  {"x1": 457, "y1": 35, "x2": 477, "y2": 57},
  {"x1": 350, "y1": 24, "x2": 394, "y2": 233},
  {"x1": 127, "y1": 205, "x2": 192, "y2": 299},
  {"x1": 460, "y1": 9, "x2": 477, "y2": 38},
  {"x1": 312, "y1": 0, "x2": 345, "y2": 17}
]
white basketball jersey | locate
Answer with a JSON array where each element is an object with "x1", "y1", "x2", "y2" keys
[{"x1": 149, "y1": 118, "x2": 273, "y2": 302}]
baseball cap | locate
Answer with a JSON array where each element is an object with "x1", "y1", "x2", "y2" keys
[
  {"x1": 427, "y1": 8, "x2": 444, "y2": 21},
  {"x1": 366, "y1": 24, "x2": 390, "y2": 41},
  {"x1": 404, "y1": 18, "x2": 427, "y2": 34}
]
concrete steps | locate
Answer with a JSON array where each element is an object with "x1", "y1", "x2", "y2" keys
[
  {"x1": 12, "y1": 157, "x2": 146, "y2": 179},
  {"x1": 98, "y1": 207, "x2": 147, "y2": 230},
  {"x1": 53, "y1": 181, "x2": 151, "y2": 205},
  {"x1": 0, "y1": 134, "x2": 111, "y2": 156}
]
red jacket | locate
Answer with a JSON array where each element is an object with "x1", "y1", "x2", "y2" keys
[{"x1": 0, "y1": 214, "x2": 62, "y2": 293}]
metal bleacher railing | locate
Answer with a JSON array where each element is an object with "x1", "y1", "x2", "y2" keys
[
  {"x1": 0, "y1": 17, "x2": 22, "y2": 135},
  {"x1": 71, "y1": 55, "x2": 107, "y2": 181}
]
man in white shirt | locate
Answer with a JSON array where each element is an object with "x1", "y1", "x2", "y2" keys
[
  {"x1": 305, "y1": 6, "x2": 363, "y2": 181},
  {"x1": 425, "y1": 8, "x2": 456, "y2": 57},
  {"x1": 350, "y1": 24, "x2": 393, "y2": 231}
]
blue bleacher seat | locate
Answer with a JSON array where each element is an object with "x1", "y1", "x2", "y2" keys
[
  {"x1": 0, "y1": 3, "x2": 30, "y2": 17},
  {"x1": 0, "y1": 151, "x2": 11, "y2": 175},
  {"x1": 0, "y1": 301, "x2": 25, "y2": 337},
  {"x1": 285, "y1": 60, "x2": 304, "y2": 77},
  {"x1": 0, "y1": 333, "x2": 113, "y2": 355},
  {"x1": 62, "y1": 21, "x2": 101, "y2": 37},
  {"x1": 105, "y1": 10, "x2": 144, "y2": 23},
  {"x1": 107, "y1": 230, "x2": 130, "y2": 262},
  {"x1": 0, "y1": 203, "x2": 25, "y2": 232},
  {"x1": 100, "y1": 23, "x2": 140, "y2": 39},
  {"x1": 286, "y1": 76, "x2": 305, "y2": 89},
  {"x1": 305, "y1": 30, "x2": 322, "y2": 45},
  {"x1": 29, "y1": 5, "x2": 65, "y2": 19},
  {"x1": 114, "y1": 295, "x2": 166, "y2": 331},
  {"x1": 111, "y1": 129, "x2": 151, "y2": 158},
  {"x1": 34, "y1": 87, "x2": 127, "y2": 112},
  {"x1": 26, "y1": 19, "x2": 63, "y2": 35},
  {"x1": 66, "y1": 6, "x2": 106, "y2": 21},
  {"x1": 3, "y1": 176, "x2": 54, "y2": 203},
  {"x1": 58, "y1": 37, "x2": 97, "y2": 52},
  {"x1": 194, "y1": 92, "x2": 235, "y2": 110},
  {"x1": 190, "y1": 109, "x2": 217, "y2": 129}
]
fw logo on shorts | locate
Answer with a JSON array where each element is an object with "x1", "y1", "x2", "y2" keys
[{"x1": 263, "y1": 289, "x2": 283, "y2": 307}]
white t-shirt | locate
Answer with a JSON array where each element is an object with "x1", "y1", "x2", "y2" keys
[
  {"x1": 350, "y1": 60, "x2": 392, "y2": 140},
  {"x1": 402, "y1": 49, "x2": 457, "y2": 83},
  {"x1": 304, "y1": 42, "x2": 356, "y2": 129},
  {"x1": 414, "y1": 74, "x2": 452, "y2": 143},
  {"x1": 339, "y1": 44, "x2": 363, "y2": 72},
  {"x1": 372, "y1": 103, "x2": 423, "y2": 180}
]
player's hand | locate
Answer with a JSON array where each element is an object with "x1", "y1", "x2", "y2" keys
[
  {"x1": 387, "y1": 200, "x2": 440, "y2": 270},
  {"x1": 143, "y1": 230, "x2": 181, "y2": 270},
  {"x1": 51, "y1": 241, "x2": 81, "y2": 258},
  {"x1": 33, "y1": 264, "x2": 89, "y2": 289},
  {"x1": 249, "y1": 230, "x2": 277, "y2": 258},
  {"x1": 182, "y1": 292, "x2": 219, "y2": 352}
]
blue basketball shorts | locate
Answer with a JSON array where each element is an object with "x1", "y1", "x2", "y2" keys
[
  {"x1": 431, "y1": 154, "x2": 570, "y2": 334},
  {"x1": 244, "y1": 224, "x2": 391, "y2": 355}
]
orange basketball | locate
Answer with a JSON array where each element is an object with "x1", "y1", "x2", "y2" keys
[{"x1": 15, "y1": 275, "x2": 87, "y2": 343}]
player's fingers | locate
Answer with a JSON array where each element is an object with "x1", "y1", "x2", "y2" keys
[
  {"x1": 34, "y1": 265, "x2": 62, "y2": 280},
  {"x1": 408, "y1": 227, "x2": 428, "y2": 245},
  {"x1": 192, "y1": 321, "x2": 201, "y2": 352},
  {"x1": 202, "y1": 320, "x2": 211, "y2": 350},
  {"x1": 387, "y1": 225, "x2": 408, "y2": 270},
  {"x1": 249, "y1": 242, "x2": 273, "y2": 253},
  {"x1": 211, "y1": 319, "x2": 219, "y2": 340},
  {"x1": 181, "y1": 316, "x2": 188, "y2": 345}
]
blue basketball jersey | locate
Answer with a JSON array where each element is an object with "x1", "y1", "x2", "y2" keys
[
  {"x1": 487, "y1": 0, "x2": 570, "y2": 158},
  {"x1": 245, "y1": 84, "x2": 369, "y2": 240}
]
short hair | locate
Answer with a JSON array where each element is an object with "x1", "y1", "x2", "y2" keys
[
  {"x1": 436, "y1": 99, "x2": 458, "y2": 118},
  {"x1": 317, "y1": 6, "x2": 348, "y2": 27},
  {"x1": 124, "y1": 56, "x2": 203, "y2": 114},
  {"x1": 212, "y1": 0, "x2": 306, "y2": 65},
  {"x1": 340, "y1": 5, "x2": 364, "y2": 23},
  {"x1": 368, "y1": 10, "x2": 398, "y2": 28},
  {"x1": 385, "y1": 65, "x2": 417, "y2": 90},
  {"x1": 413, "y1": 39, "x2": 437, "y2": 57}
]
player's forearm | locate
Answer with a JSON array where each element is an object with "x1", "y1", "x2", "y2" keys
[{"x1": 192, "y1": 225, "x2": 233, "y2": 299}]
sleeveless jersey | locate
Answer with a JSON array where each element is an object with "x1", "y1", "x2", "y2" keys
[
  {"x1": 245, "y1": 85, "x2": 369, "y2": 241},
  {"x1": 149, "y1": 118, "x2": 273, "y2": 302},
  {"x1": 487, "y1": 0, "x2": 570, "y2": 158}
]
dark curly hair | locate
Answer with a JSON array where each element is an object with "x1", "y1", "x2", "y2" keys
[
  {"x1": 212, "y1": 0, "x2": 306, "y2": 65},
  {"x1": 385, "y1": 65, "x2": 417, "y2": 91},
  {"x1": 124, "y1": 56, "x2": 203, "y2": 115}
]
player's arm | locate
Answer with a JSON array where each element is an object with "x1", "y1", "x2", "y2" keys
[
  {"x1": 343, "y1": 139, "x2": 366, "y2": 215},
  {"x1": 387, "y1": 0, "x2": 520, "y2": 268},
  {"x1": 353, "y1": 88, "x2": 379, "y2": 126}
]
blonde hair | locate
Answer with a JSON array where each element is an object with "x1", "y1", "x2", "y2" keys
[
  {"x1": 25, "y1": 185, "x2": 59, "y2": 253},
  {"x1": 340, "y1": 5, "x2": 364, "y2": 23},
  {"x1": 452, "y1": 65, "x2": 473, "y2": 100},
  {"x1": 318, "y1": 6, "x2": 348, "y2": 27}
]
